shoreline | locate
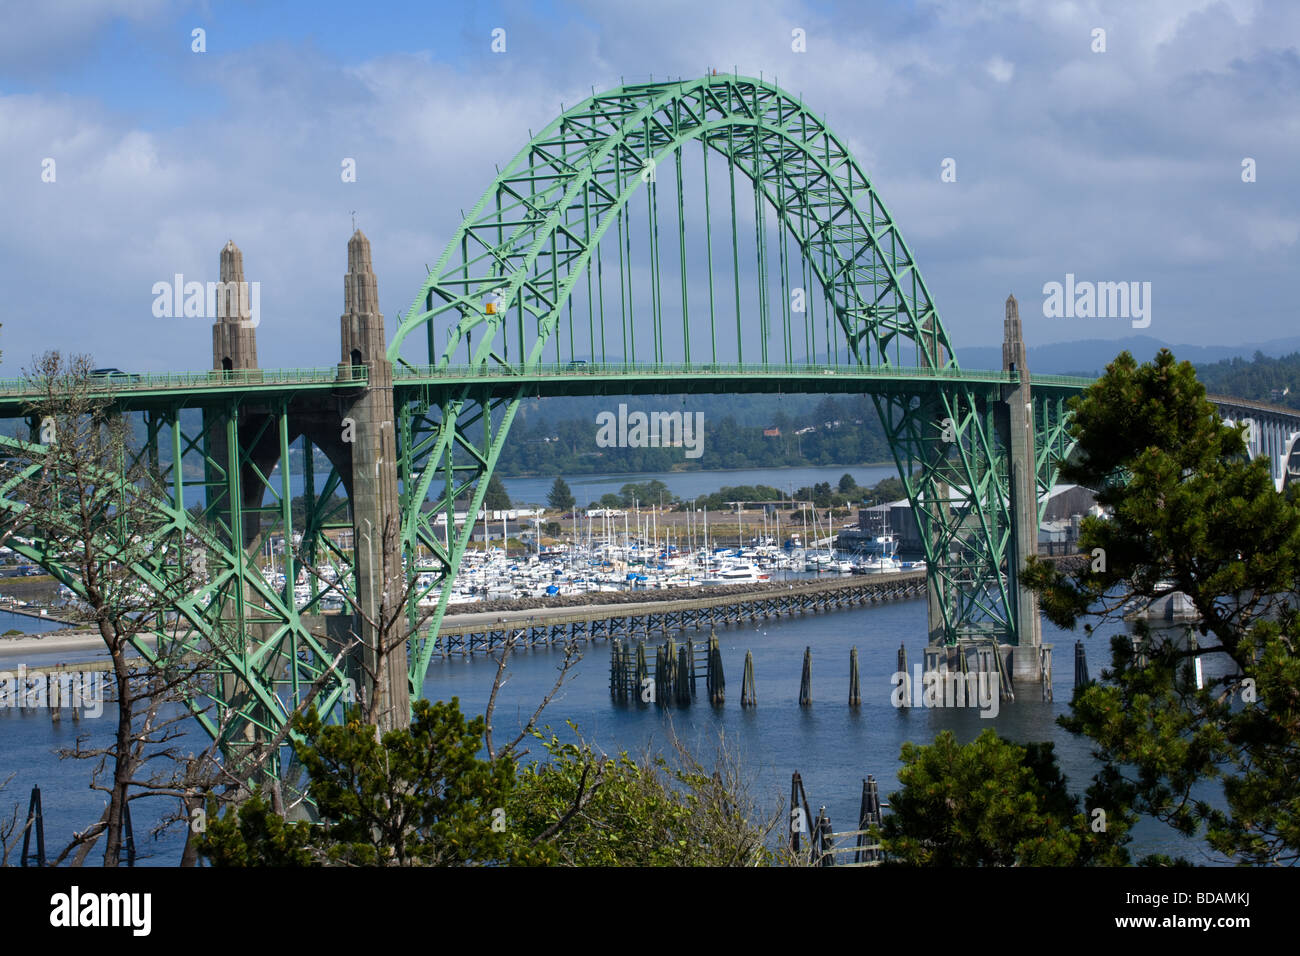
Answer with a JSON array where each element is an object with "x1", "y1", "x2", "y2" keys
[
  {"x1": 0, "y1": 603, "x2": 73, "y2": 624},
  {"x1": 0, "y1": 630, "x2": 108, "y2": 659},
  {"x1": 497, "y1": 461, "x2": 897, "y2": 482}
]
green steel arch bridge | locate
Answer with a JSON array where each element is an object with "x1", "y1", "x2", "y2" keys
[{"x1": 0, "y1": 74, "x2": 1202, "y2": 769}]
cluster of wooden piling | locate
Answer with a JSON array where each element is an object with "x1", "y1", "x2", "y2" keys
[
  {"x1": 609, "y1": 629, "x2": 727, "y2": 707},
  {"x1": 612, "y1": 639, "x2": 880, "y2": 709},
  {"x1": 787, "y1": 772, "x2": 885, "y2": 866}
]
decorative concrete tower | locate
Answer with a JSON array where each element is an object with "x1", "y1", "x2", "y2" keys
[
  {"x1": 1001, "y1": 293, "x2": 1043, "y2": 677},
  {"x1": 212, "y1": 240, "x2": 258, "y2": 371},
  {"x1": 338, "y1": 230, "x2": 409, "y2": 731}
]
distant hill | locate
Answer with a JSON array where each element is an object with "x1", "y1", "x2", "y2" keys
[{"x1": 956, "y1": 336, "x2": 1300, "y2": 377}]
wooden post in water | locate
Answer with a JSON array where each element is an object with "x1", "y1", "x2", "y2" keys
[
  {"x1": 848, "y1": 646, "x2": 861, "y2": 707},
  {"x1": 676, "y1": 645, "x2": 692, "y2": 706},
  {"x1": 610, "y1": 639, "x2": 622, "y2": 701},
  {"x1": 121, "y1": 797, "x2": 136, "y2": 867},
  {"x1": 856, "y1": 775, "x2": 883, "y2": 864},
  {"x1": 635, "y1": 640, "x2": 649, "y2": 704},
  {"x1": 655, "y1": 644, "x2": 668, "y2": 707},
  {"x1": 897, "y1": 643, "x2": 909, "y2": 709},
  {"x1": 1073, "y1": 640, "x2": 1090, "y2": 690},
  {"x1": 20, "y1": 785, "x2": 44, "y2": 867},
  {"x1": 799, "y1": 646, "x2": 812, "y2": 707},
  {"x1": 706, "y1": 628, "x2": 725, "y2": 705},
  {"x1": 686, "y1": 637, "x2": 697, "y2": 697},
  {"x1": 788, "y1": 772, "x2": 804, "y2": 856},
  {"x1": 740, "y1": 650, "x2": 756, "y2": 707},
  {"x1": 817, "y1": 807, "x2": 834, "y2": 867}
]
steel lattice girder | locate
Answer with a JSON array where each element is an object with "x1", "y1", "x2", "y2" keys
[
  {"x1": 0, "y1": 398, "x2": 361, "y2": 773},
  {"x1": 388, "y1": 74, "x2": 1033, "y2": 673}
]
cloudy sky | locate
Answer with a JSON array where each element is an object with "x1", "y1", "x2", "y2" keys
[{"x1": 1, "y1": 0, "x2": 1296, "y2": 375}]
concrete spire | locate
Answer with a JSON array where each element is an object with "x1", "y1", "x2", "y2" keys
[
  {"x1": 1002, "y1": 292, "x2": 1027, "y2": 374},
  {"x1": 343, "y1": 229, "x2": 379, "y2": 320},
  {"x1": 212, "y1": 239, "x2": 257, "y2": 370},
  {"x1": 220, "y1": 239, "x2": 243, "y2": 284}
]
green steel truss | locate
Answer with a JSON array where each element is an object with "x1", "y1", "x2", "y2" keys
[
  {"x1": 0, "y1": 76, "x2": 1094, "y2": 763},
  {"x1": 0, "y1": 392, "x2": 366, "y2": 774},
  {"x1": 390, "y1": 75, "x2": 1072, "y2": 683}
]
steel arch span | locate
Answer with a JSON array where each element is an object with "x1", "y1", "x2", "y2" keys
[{"x1": 391, "y1": 75, "x2": 1034, "y2": 692}]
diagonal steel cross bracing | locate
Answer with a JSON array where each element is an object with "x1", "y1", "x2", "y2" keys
[
  {"x1": 0, "y1": 75, "x2": 1141, "y2": 766},
  {"x1": 390, "y1": 75, "x2": 1029, "y2": 694}
]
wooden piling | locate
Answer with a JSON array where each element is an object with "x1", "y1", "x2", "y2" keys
[
  {"x1": 706, "y1": 628, "x2": 725, "y2": 705},
  {"x1": 897, "y1": 643, "x2": 908, "y2": 709},
  {"x1": 635, "y1": 640, "x2": 649, "y2": 703},
  {"x1": 676, "y1": 644, "x2": 692, "y2": 706},
  {"x1": 740, "y1": 650, "x2": 756, "y2": 707},
  {"x1": 1073, "y1": 640, "x2": 1090, "y2": 690},
  {"x1": 121, "y1": 797, "x2": 136, "y2": 867},
  {"x1": 799, "y1": 646, "x2": 812, "y2": 707},
  {"x1": 856, "y1": 776, "x2": 883, "y2": 864},
  {"x1": 20, "y1": 785, "x2": 44, "y2": 867},
  {"x1": 817, "y1": 807, "x2": 834, "y2": 867},
  {"x1": 848, "y1": 645, "x2": 861, "y2": 707}
]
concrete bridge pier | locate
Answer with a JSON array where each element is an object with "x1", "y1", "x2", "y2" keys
[
  {"x1": 1001, "y1": 293, "x2": 1044, "y2": 685},
  {"x1": 337, "y1": 229, "x2": 409, "y2": 732}
]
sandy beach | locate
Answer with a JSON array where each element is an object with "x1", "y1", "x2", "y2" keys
[{"x1": 0, "y1": 631, "x2": 111, "y2": 659}]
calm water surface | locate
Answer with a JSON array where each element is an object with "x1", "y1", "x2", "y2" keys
[{"x1": 0, "y1": 597, "x2": 1225, "y2": 865}]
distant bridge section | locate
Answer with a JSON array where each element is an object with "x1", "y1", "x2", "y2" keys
[{"x1": 1209, "y1": 394, "x2": 1300, "y2": 490}]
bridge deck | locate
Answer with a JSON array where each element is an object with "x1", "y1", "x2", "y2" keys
[{"x1": 0, "y1": 362, "x2": 1098, "y2": 412}]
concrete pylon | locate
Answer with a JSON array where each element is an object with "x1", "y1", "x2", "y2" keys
[
  {"x1": 212, "y1": 240, "x2": 258, "y2": 371},
  {"x1": 1001, "y1": 293, "x2": 1043, "y2": 680},
  {"x1": 339, "y1": 229, "x2": 410, "y2": 731}
]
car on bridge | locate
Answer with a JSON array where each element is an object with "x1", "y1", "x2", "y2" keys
[{"x1": 90, "y1": 368, "x2": 143, "y2": 384}]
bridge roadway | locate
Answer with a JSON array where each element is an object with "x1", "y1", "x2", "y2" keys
[{"x1": 0, "y1": 361, "x2": 1093, "y2": 408}]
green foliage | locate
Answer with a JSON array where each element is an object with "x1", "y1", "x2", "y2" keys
[
  {"x1": 546, "y1": 476, "x2": 576, "y2": 512},
  {"x1": 1196, "y1": 349, "x2": 1300, "y2": 411},
  {"x1": 508, "y1": 729, "x2": 778, "y2": 866},
  {"x1": 198, "y1": 789, "x2": 316, "y2": 866},
  {"x1": 196, "y1": 701, "x2": 780, "y2": 867},
  {"x1": 484, "y1": 474, "x2": 511, "y2": 511},
  {"x1": 876, "y1": 729, "x2": 1131, "y2": 866},
  {"x1": 1024, "y1": 349, "x2": 1300, "y2": 865},
  {"x1": 198, "y1": 698, "x2": 545, "y2": 866},
  {"x1": 498, "y1": 394, "x2": 894, "y2": 476}
]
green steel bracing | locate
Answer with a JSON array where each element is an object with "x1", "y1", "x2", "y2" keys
[
  {"x1": 0, "y1": 393, "x2": 366, "y2": 778},
  {"x1": 0, "y1": 75, "x2": 1122, "y2": 770},
  {"x1": 390, "y1": 74, "x2": 1031, "y2": 689}
]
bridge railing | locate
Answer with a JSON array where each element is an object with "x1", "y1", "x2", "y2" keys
[
  {"x1": 394, "y1": 361, "x2": 1021, "y2": 383},
  {"x1": 1029, "y1": 373, "x2": 1097, "y2": 387},
  {"x1": 0, "y1": 366, "x2": 367, "y2": 396}
]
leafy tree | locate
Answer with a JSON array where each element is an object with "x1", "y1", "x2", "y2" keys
[
  {"x1": 1024, "y1": 349, "x2": 1300, "y2": 864},
  {"x1": 484, "y1": 473, "x2": 511, "y2": 511},
  {"x1": 508, "y1": 729, "x2": 782, "y2": 866},
  {"x1": 547, "y1": 476, "x2": 575, "y2": 512},
  {"x1": 199, "y1": 698, "x2": 547, "y2": 866},
  {"x1": 837, "y1": 473, "x2": 857, "y2": 494},
  {"x1": 875, "y1": 729, "x2": 1131, "y2": 866}
]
